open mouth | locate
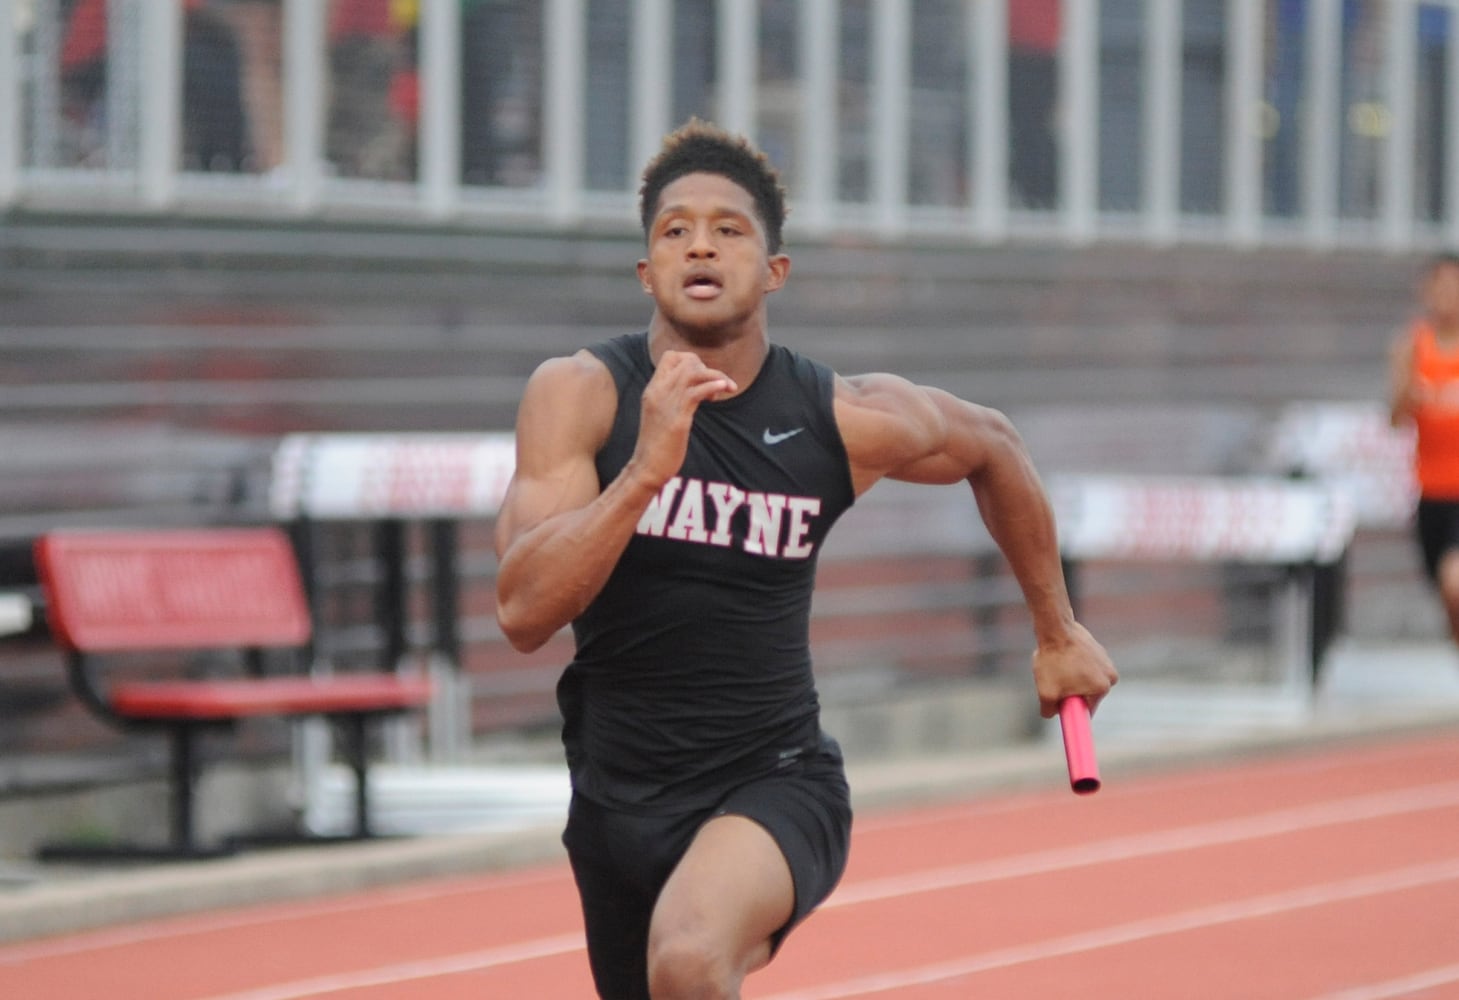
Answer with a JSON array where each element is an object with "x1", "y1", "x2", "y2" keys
[{"x1": 683, "y1": 271, "x2": 723, "y2": 298}]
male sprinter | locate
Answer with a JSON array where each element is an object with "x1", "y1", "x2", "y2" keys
[{"x1": 495, "y1": 119, "x2": 1118, "y2": 1000}]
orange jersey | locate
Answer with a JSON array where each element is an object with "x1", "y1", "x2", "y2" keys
[{"x1": 1410, "y1": 320, "x2": 1459, "y2": 498}]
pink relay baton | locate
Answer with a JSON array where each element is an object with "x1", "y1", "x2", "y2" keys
[{"x1": 1059, "y1": 697, "x2": 1101, "y2": 795}]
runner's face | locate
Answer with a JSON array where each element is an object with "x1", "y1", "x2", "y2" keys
[{"x1": 638, "y1": 172, "x2": 787, "y2": 342}]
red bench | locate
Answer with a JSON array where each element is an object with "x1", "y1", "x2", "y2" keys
[{"x1": 34, "y1": 527, "x2": 433, "y2": 859}]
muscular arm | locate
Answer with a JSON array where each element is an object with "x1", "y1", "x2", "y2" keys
[
  {"x1": 494, "y1": 349, "x2": 735, "y2": 652},
  {"x1": 1388, "y1": 332, "x2": 1423, "y2": 428},
  {"x1": 835, "y1": 374, "x2": 1117, "y2": 717}
]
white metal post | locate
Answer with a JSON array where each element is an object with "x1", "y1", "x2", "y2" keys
[
  {"x1": 1383, "y1": 0, "x2": 1418, "y2": 251},
  {"x1": 1143, "y1": 0, "x2": 1182, "y2": 244},
  {"x1": 973, "y1": 0, "x2": 1008, "y2": 241},
  {"x1": 545, "y1": 0, "x2": 585, "y2": 225},
  {"x1": 717, "y1": 0, "x2": 757, "y2": 138},
  {"x1": 139, "y1": 0, "x2": 181, "y2": 207},
  {"x1": 1305, "y1": 0, "x2": 1341, "y2": 248},
  {"x1": 1062, "y1": 0, "x2": 1098, "y2": 242},
  {"x1": 797, "y1": 0, "x2": 838, "y2": 238},
  {"x1": 871, "y1": 0, "x2": 910, "y2": 238},
  {"x1": 283, "y1": 0, "x2": 325, "y2": 212},
  {"x1": 416, "y1": 0, "x2": 465, "y2": 758},
  {"x1": 1225, "y1": 0, "x2": 1264, "y2": 246},
  {"x1": 418, "y1": 0, "x2": 461, "y2": 219},
  {"x1": 631, "y1": 0, "x2": 671, "y2": 187}
]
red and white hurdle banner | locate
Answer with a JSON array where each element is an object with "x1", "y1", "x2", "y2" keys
[
  {"x1": 1050, "y1": 474, "x2": 1356, "y2": 565},
  {"x1": 267, "y1": 432, "x2": 520, "y2": 792},
  {"x1": 269, "y1": 432, "x2": 517, "y2": 521},
  {"x1": 1050, "y1": 472, "x2": 1358, "y2": 742}
]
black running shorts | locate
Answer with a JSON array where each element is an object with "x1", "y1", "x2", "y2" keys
[
  {"x1": 1416, "y1": 497, "x2": 1459, "y2": 582},
  {"x1": 561, "y1": 740, "x2": 852, "y2": 1000}
]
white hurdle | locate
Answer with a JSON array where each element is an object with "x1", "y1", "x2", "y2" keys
[
  {"x1": 269, "y1": 431, "x2": 517, "y2": 763},
  {"x1": 268, "y1": 432, "x2": 569, "y2": 837},
  {"x1": 1051, "y1": 473, "x2": 1357, "y2": 741}
]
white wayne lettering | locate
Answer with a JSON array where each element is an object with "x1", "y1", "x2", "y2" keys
[{"x1": 636, "y1": 476, "x2": 822, "y2": 559}]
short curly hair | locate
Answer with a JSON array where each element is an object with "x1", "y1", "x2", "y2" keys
[{"x1": 638, "y1": 119, "x2": 789, "y2": 254}]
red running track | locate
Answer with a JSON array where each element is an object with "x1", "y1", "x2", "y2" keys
[{"x1": 1, "y1": 730, "x2": 1457, "y2": 999}]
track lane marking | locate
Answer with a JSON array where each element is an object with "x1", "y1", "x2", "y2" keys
[
  {"x1": 1305, "y1": 963, "x2": 1459, "y2": 1000},
  {"x1": 7, "y1": 746, "x2": 1454, "y2": 967},
  {"x1": 193, "y1": 934, "x2": 586, "y2": 1000},
  {"x1": 0, "y1": 866, "x2": 570, "y2": 965},
  {"x1": 853, "y1": 734, "x2": 1459, "y2": 834},
  {"x1": 759, "y1": 859, "x2": 1459, "y2": 1000},
  {"x1": 106, "y1": 782, "x2": 1459, "y2": 1000},
  {"x1": 829, "y1": 781, "x2": 1459, "y2": 907}
]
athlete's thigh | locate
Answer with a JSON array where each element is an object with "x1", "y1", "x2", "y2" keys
[
  {"x1": 563, "y1": 794, "x2": 703, "y2": 999},
  {"x1": 648, "y1": 813, "x2": 795, "y2": 973}
]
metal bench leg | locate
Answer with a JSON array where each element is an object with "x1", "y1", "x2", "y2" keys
[
  {"x1": 171, "y1": 725, "x2": 200, "y2": 853},
  {"x1": 338, "y1": 714, "x2": 372, "y2": 839},
  {"x1": 37, "y1": 723, "x2": 233, "y2": 862}
]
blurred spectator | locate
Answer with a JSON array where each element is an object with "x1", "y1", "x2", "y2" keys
[
  {"x1": 457, "y1": 1, "x2": 543, "y2": 189},
  {"x1": 60, "y1": 0, "x2": 250, "y2": 172},
  {"x1": 327, "y1": 0, "x2": 415, "y2": 180},
  {"x1": 220, "y1": 0, "x2": 285, "y2": 172},
  {"x1": 184, "y1": 3, "x2": 249, "y2": 171},
  {"x1": 59, "y1": 0, "x2": 109, "y2": 165},
  {"x1": 1008, "y1": 0, "x2": 1060, "y2": 209},
  {"x1": 461, "y1": 0, "x2": 516, "y2": 186}
]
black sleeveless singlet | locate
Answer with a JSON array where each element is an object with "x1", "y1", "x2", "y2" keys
[{"x1": 558, "y1": 332, "x2": 856, "y2": 812}]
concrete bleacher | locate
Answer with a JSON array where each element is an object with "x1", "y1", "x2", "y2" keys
[{"x1": 0, "y1": 217, "x2": 1423, "y2": 433}]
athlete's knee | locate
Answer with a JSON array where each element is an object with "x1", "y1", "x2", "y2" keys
[
  {"x1": 1438, "y1": 548, "x2": 1459, "y2": 583},
  {"x1": 645, "y1": 929, "x2": 743, "y2": 1000}
]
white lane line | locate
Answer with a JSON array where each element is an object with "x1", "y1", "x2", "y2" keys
[
  {"x1": 193, "y1": 934, "x2": 586, "y2": 1000},
  {"x1": 131, "y1": 781, "x2": 1459, "y2": 1000},
  {"x1": 828, "y1": 781, "x2": 1459, "y2": 907},
  {"x1": 1304, "y1": 963, "x2": 1459, "y2": 1000},
  {"x1": 759, "y1": 859, "x2": 1459, "y2": 1000},
  {"x1": 5, "y1": 780, "x2": 1455, "y2": 981},
  {"x1": 7, "y1": 740, "x2": 1449, "y2": 970},
  {"x1": 0, "y1": 866, "x2": 570, "y2": 965},
  {"x1": 5, "y1": 776, "x2": 1453, "y2": 981},
  {"x1": 852, "y1": 737, "x2": 1449, "y2": 835}
]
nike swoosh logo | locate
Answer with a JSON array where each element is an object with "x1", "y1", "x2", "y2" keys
[{"x1": 762, "y1": 427, "x2": 805, "y2": 445}]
